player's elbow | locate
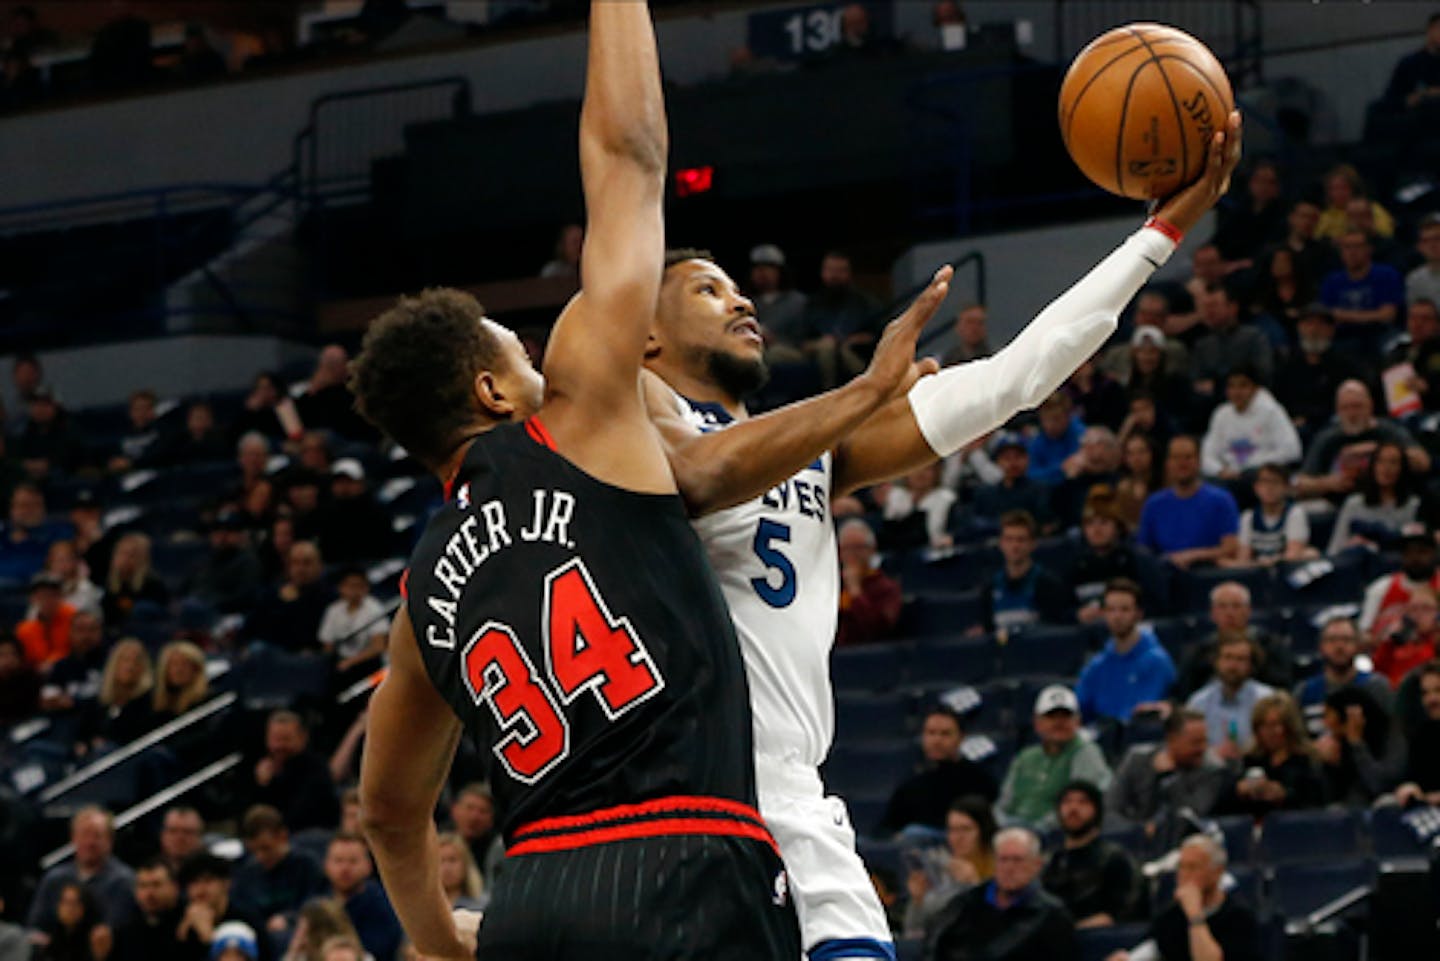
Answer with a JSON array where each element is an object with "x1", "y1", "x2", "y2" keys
[{"x1": 359, "y1": 783, "x2": 427, "y2": 840}]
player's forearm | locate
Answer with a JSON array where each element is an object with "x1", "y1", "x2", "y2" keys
[
  {"x1": 581, "y1": 1, "x2": 666, "y2": 172},
  {"x1": 905, "y1": 225, "x2": 1175, "y2": 458},
  {"x1": 365, "y1": 818, "x2": 466, "y2": 957},
  {"x1": 675, "y1": 376, "x2": 890, "y2": 516}
]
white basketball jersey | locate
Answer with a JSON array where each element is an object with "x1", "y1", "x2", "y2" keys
[{"x1": 681, "y1": 396, "x2": 839, "y2": 768}]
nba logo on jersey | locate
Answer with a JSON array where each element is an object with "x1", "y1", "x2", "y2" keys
[
  {"x1": 456, "y1": 483, "x2": 471, "y2": 510},
  {"x1": 772, "y1": 869, "x2": 790, "y2": 906}
]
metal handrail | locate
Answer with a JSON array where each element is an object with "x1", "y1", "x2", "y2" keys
[
  {"x1": 1284, "y1": 884, "x2": 1371, "y2": 936},
  {"x1": 40, "y1": 752, "x2": 243, "y2": 871},
  {"x1": 38, "y1": 692, "x2": 237, "y2": 803}
]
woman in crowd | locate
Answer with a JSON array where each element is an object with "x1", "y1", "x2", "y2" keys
[
  {"x1": 151, "y1": 641, "x2": 209, "y2": 721},
  {"x1": 35, "y1": 882, "x2": 103, "y2": 961},
  {"x1": 1252, "y1": 245, "x2": 1317, "y2": 344},
  {"x1": 1124, "y1": 331, "x2": 1193, "y2": 432},
  {"x1": 91, "y1": 638, "x2": 155, "y2": 749},
  {"x1": 1315, "y1": 686, "x2": 1401, "y2": 806},
  {"x1": 283, "y1": 899, "x2": 363, "y2": 961},
  {"x1": 1327, "y1": 441, "x2": 1421, "y2": 555},
  {"x1": 902, "y1": 795, "x2": 996, "y2": 939},
  {"x1": 40, "y1": 540, "x2": 102, "y2": 615},
  {"x1": 1114, "y1": 432, "x2": 1163, "y2": 531},
  {"x1": 1222, "y1": 692, "x2": 1324, "y2": 817},
  {"x1": 1315, "y1": 163, "x2": 1395, "y2": 240},
  {"x1": 436, "y1": 832, "x2": 488, "y2": 912},
  {"x1": 880, "y1": 460, "x2": 956, "y2": 551},
  {"x1": 102, "y1": 533, "x2": 170, "y2": 630}
]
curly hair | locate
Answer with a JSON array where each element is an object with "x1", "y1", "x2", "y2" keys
[{"x1": 350, "y1": 288, "x2": 503, "y2": 470}]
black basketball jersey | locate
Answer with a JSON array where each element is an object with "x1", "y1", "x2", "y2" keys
[{"x1": 404, "y1": 418, "x2": 759, "y2": 839}]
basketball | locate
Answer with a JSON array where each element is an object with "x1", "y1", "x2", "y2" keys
[{"x1": 1058, "y1": 23, "x2": 1235, "y2": 200}]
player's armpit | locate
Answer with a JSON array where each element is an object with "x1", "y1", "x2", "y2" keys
[{"x1": 360, "y1": 607, "x2": 467, "y2": 959}]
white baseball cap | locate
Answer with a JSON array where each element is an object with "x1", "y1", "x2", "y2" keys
[
  {"x1": 331, "y1": 458, "x2": 365, "y2": 482},
  {"x1": 1034, "y1": 684, "x2": 1079, "y2": 716}
]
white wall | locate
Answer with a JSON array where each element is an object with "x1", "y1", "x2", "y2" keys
[
  {"x1": 39, "y1": 336, "x2": 316, "y2": 408},
  {"x1": 894, "y1": 211, "x2": 1216, "y2": 352}
]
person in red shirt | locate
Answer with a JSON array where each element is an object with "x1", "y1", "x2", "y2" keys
[
  {"x1": 837, "y1": 518, "x2": 902, "y2": 646},
  {"x1": 1373, "y1": 585, "x2": 1440, "y2": 686},
  {"x1": 16, "y1": 571, "x2": 75, "y2": 669}
]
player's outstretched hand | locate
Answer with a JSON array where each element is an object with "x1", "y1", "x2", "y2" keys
[
  {"x1": 1152, "y1": 109, "x2": 1243, "y2": 237},
  {"x1": 859, "y1": 265, "x2": 952, "y2": 401}
]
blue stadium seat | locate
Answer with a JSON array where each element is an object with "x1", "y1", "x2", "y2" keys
[
  {"x1": 1270, "y1": 858, "x2": 1374, "y2": 920},
  {"x1": 1368, "y1": 806, "x2": 1431, "y2": 858},
  {"x1": 1077, "y1": 923, "x2": 1149, "y2": 961},
  {"x1": 1175, "y1": 565, "x2": 1273, "y2": 615},
  {"x1": 896, "y1": 553, "x2": 974, "y2": 594},
  {"x1": 855, "y1": 838, "x2": 905, "y2": 883},
  {"x1": 834, "y1": 693, "x2": 911, "y2": 744},
  {"x1": 831, "y1": 645, "x2": 904, "y2": 694},
  {"x1": 996, "y1": 625, "x2": 1089, "y2": 678},
  {"x1": 1259, "y1": 808, "x2": 1365, "y2": 863},
  {"x1": 1033, "y1": 535, "x2": 1080, "y2": 575},
  {"x1": 896, "y1": 592, "x2": 983, "y2": 637},
  {"x1": 1273, "y1": 550, "x2": 1367, "y2": 608},
  {"x1": 847, "y1": 797, "x2": 887, "y2": 838},
  {"x1": 895, "y1": 939, "x2": 924, "y2": 961},
  {"x1": 237, "y1": 646, "x2": 332, "y2": 708},
  {"x1": 823, "y1": 741, "x2": 916, "y2": 804},
  {"x1": 291, "y1": 826, "x2": 335, "y2": 863},
  {"x1": 1213, "y1": 815, "x2": 1257, "y2": 863},
  {"x1": 151, "y1": 541, "x2": 210, "y2": 584},
  {"x1": 907, "y1": 637, "x2": 994, "y2": 687}
]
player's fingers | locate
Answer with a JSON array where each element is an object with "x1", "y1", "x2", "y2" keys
[{"x1": 917, "y1": 356, "x2": 941, "y2": 376}]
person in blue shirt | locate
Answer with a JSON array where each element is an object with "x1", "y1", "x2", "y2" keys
[
  {"x1": 1027, "y1": 392, "x2": 1084, "y2": 486},
  {"x1": 1075, "y1": 579, "x2": 1176, "y2": 723},
  {"x1": 1137, "y1": 435, "x2": 1240, "y2": 568},
  {"x1": 1321, "y1": 229, "x2": 1406, "y2": 359}
]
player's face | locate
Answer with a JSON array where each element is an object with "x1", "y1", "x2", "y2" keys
[
  {"x1": 655, "y1": 260, "x2": 766, "y2": 398},
  {"x1": 485, "y1": 320, "x2": 546, "y2": 419}
]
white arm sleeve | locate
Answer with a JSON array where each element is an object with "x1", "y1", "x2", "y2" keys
[{"x1": 908, "y1": 226, "x2": 1177, "y2": 457}]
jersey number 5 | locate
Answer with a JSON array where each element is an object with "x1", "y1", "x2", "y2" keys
[
  {"x1": 461, "y1": 558, "x2": 665, "y2": 785},
  {"x1": 751, "y1": 518, "x2": 797, "y2": 608}
]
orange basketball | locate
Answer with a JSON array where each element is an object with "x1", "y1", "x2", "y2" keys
[{"x1": 1058, "y1": 23, "x2": 1235, "y2": 200}]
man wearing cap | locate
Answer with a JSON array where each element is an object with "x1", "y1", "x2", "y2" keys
[
  {"x1": 16, "y1": 571, "x2": 75, "y2": 669},
  {"x1": 1274, "y1": 304, "x2": 1367, "y2": 438},
  {"x1": 176, "y1": 853, "x2": 272, "y2": 961},
  {"x1": 210, "y1": 920, "x2": 261, "y2": 961},
  {"x1": 972, "y1": 433, "x2": 1051, "y2": 531},
  {"x1": 186, "y1": 512, "x2": 264, "y2": 615},
  {"x1": 1100, "y1": 291, "x2": 1190, "y2": 382},
  {"x1": 1041, "y1": 781, "x2": 1142, "y2": 929},
  {"x1": 315, "y1": 459, "x2": 392, "y2": 564},
  {"x1": 1360, "y1": 523, "x2": 1440, "y2": 639},
  {"x1": 942, "y1": 303, "x2": 991, "y2": 367},
  {"x1": 997, "y1": 686, "x2": 1112, "y2": 829},
  {"x1": 1296, "y1": 379, "x2": 1430, "y2": 503},
  {"x1": 747, "y1": 243, "x2": 809, "y2": 362}
]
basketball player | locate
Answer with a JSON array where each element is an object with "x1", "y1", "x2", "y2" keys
[
  {"x1": 352, "y1": 4, "x2": 952, "y2": 959},
  {"x1": 641, "y1": 115, "x2": 1244, "y2": 961}
]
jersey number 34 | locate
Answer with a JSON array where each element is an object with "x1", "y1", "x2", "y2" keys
[{"x1": 460, "y1": 558, "x2": 665, "y2": 785}]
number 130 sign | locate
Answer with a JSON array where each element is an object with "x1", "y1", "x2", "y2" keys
[{"x1": 746, "y1": 1, "x2": 894, "y2": 62}]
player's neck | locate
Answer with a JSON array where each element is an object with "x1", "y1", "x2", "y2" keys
[{"x1": 665, "y1": 368, "x2": 747, "y2": 420}]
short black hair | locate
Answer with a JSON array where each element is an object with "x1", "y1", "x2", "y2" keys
[
  {"x1": 178, "y1": 852, "x2": 231, "y2": 886},
  {"x1": 663, "y1": 248, "x2": 715, "y2": 271},
  {"x1": 1226, "y1": 362, "x2": 1263, "y2": 388},
  {"x1": 924, "y1": 705, "x2": 964, "y2": 731},
  {"x1": 1102, "y1": 577, "x2": 1143, "y2": 607},
  {"x1": 137, "y1": 856, "x2": 176, "y2": 878},
  {"x1": 1056, "y1": 779, "x2": 1104, "y2": 819},
  {"x1": 351, "y1": 288, "x2": 505, "y2": 471}
]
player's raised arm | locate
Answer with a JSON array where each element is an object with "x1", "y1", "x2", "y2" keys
[
  {"x1": 832, "y1": 111, "x2": 1243, "y2": 494},
  {"x1": 543, "y1": 0, "x2": 667, "y2": 404}
]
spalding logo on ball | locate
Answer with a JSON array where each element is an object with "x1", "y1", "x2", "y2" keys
[{"x1": 1059, "y1": 22, "x2": 1235, "y2": 200}]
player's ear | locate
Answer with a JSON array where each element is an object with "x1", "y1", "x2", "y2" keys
[
  {"x1": 644, "y1": 331, "x2": 662, "y2": 360},
  {"x1": 474, "y1": 370, "x2": 516, "y2": 418}
]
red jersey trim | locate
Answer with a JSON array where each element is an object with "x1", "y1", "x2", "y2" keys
[
  {"x1": 508, "y1": 795, "x2": 778, "y2": 857},
  {"x1": 525, "y1": 416, "x2": 557, "y2": 451},
  {"x1": 398, "y1": 568, "x2": 410, "y2": 600},
  {"x1": 507, "y1": 816, "x2": 778, "y2": 858}
]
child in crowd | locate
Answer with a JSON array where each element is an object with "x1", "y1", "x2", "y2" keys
[
  {"x1": 1235, "y1": 464, "x2": 1313, "y2": 565},
  {"x1": 317, "y1": 569, "x2": 388, "y2": 683}
]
